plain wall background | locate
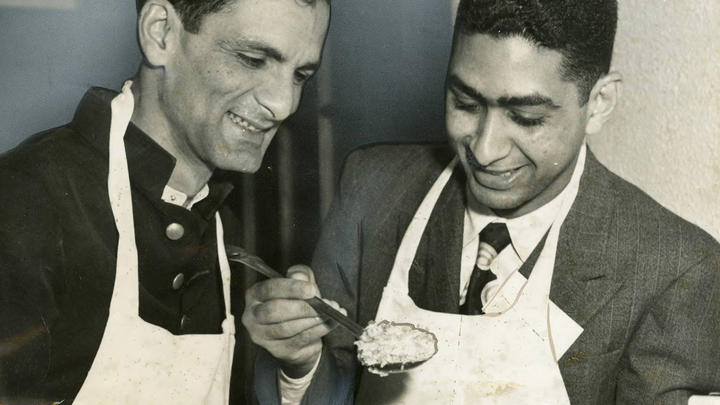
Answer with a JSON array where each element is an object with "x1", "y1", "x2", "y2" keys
[
  {"x1": 0, "y1": 1, "x2": 140, "y2": 151},
  {"x1": 1, "y1": 0, "x2": 718, "y2": 243},
  {"x1": 589, "y1": 0, "x2": 720, "y2": 240}
]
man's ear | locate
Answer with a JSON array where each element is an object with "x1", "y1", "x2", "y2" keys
[
  {"x1": 584, "y1": 71, "x2": 622, "y2": 135},
  {"x1": 137, "y1": 0, "x2": 183, "y2": 68}
]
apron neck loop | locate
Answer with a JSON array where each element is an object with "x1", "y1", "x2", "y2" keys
[{"x1": 107, "y1": 80, "x2": 141, "y2": 309}]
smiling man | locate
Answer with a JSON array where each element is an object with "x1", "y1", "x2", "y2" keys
[
  {"x1": 0, "y1": 0, "x2": 329, "y2": 403},
  {"x1": 246, "y1": 0, "x2": 720, "y2": 404}
]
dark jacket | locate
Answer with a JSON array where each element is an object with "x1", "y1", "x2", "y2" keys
[
  {"x1": 256, "y1": 143, "x2": 720, "y2": 404},
  {"x1": 0, "y1": 88, "x2": 244, "y2": 403}
]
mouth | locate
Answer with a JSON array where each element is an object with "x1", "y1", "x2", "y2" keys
[
  {"x1": 226, "y1": 111, "x2": 273, "y2": 134},
  {"x1": 464, "y1": 144, "x2": 525, "y2": 189}
]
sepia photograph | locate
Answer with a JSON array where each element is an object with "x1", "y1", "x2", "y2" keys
[{"x1": 1, "y1": 0, "x2": 718, "y2": 404}]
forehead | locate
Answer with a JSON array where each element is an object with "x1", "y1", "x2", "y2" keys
[
  {"x1": 200, "y1": 0, "x2": 329, "y2": 59},
  {"x1": 449, "y1": 33, "x2": 570, "y2": 100}
]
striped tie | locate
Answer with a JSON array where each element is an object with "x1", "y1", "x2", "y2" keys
[{"x1": 460, "y1": 222, "x2": 511, "y2": 315}]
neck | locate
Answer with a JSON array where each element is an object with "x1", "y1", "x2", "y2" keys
[{"x1": 129, "y1": 73, "x2": 213, "y2": 196}]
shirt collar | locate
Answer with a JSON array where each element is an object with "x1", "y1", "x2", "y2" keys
[
  {"x1": 465, "y1": 144, "x2": 587, "y2": 261},
  {"x1": 162, "y1": 184, "x2": 210, "y2": 210},
  {"x1": 69, "y1": 87, "x2": 234, "y2": 212}
]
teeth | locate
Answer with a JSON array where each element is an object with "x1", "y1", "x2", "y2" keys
[
  {"x1": 228, "y1": 112, "x2": 259, "y2": 132},
  {"x1": 486, "y1": 168, "x2": 517, "y2": 177}
]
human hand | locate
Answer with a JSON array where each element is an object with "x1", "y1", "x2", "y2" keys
[{"x1": 242, "y1": 265, "x2": 344, "y2": 378}]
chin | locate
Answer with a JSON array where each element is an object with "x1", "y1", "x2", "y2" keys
[
  {"x1": 222, "y1": 159, "x2": 263, "y2": 174},
  {"x1": 213, "y1": 151, "x2": 264, "y2": 174},
  {"x1": 470, "y1": 185, "x2": 531, "y2": 215}
]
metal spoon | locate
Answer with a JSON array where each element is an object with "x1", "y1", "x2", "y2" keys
[
  {"x1": 226, "y1": 245, "x2": 437, "y2": 373},
  {"x1": 226, "y1": 244, "x2": 364, "y2": 337}
]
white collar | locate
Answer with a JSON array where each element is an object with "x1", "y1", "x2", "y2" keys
[
  {"x1": 465, "y1": 144, "x2": 587, "y2": 261},
  {"x1": 161, "y1": 183, "x2": 210, "y2": 210}
]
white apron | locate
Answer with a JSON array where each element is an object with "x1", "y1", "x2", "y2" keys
[
  {"x1": 356, "y1": 155, "x2": 583, "y2": 405},
  {"x1": 73, "y1": 81, "x2": 235, "y2": 404}
]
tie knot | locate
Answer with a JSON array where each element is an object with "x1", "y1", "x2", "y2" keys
[{"x1": 479, "y1": 222, "x2": 511, "y2": 254}]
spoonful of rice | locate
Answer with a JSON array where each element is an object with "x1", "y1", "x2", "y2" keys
[
  {"x1": 226, "y1": 245, "x2": 438, "y2": 374},
  {"x1": 355, "y1": 320, "x2": 438, "y2": 375}
]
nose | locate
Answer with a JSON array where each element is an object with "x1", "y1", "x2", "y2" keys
[
  {"x1": 469, "y1": 108, "x2": 511, "y2": 167},
  {"x1": 255, "y1": 74, "x2": 299, "y2": 122}
]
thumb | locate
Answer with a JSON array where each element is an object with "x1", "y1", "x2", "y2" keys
[
  {"x1": 286, "y1": 265, "x2": 320, "y2": 296},
  {"x1": 287, "y1": 264, "x2": 313, "y2": 282}
]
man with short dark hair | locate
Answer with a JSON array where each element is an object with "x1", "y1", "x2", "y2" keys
[
  {"x1": 245, "y1": 0, "x2": 720, "y2": 403},
  {"x1": 0, "y1": 0, "x2": 329, "y2": 403}
]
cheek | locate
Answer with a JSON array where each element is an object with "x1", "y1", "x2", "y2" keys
[
  {"x1": 195, "y1": 67, "x2": 237, "y2": 100},
  {"x1": 446, "y1": 112, "x2": 476, "y2": 141},
  {"x1": 188, "y1": 50, "x2": 240, "y2": 95},
  {"x1": 528, "y1": 132, "x2": 582, "y2": 176}
]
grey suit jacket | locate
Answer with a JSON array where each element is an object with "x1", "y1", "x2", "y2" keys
[{"x1": 256, "y1": 143, "x2": 720, "y2": 405}]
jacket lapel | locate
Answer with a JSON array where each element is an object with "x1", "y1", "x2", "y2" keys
[{"x1": 550, "y1": 151, "x2": 624, "y2": 327}]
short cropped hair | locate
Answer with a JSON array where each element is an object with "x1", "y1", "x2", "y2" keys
[
  {"x1": 455, "y1": 0, "x2": 617, "y2": 104},
  {"x1": 136, "y1": 0, "x2": 329, "y2": 34}
]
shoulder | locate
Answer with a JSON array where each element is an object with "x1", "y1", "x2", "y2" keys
[
  {"x1": 585, "y1": 151, "x2": 719, "y2": 271},
  {"x1": 0, "y1": 125, "x2": 100, "y2": 235},
  {"x1": 344, "y1": 142, "x2": 452, "y2": 167},
  {"x1": 339, "y1": 142, "x2": 453, "y2": 192},
  {"x1": 608, "y1": 160, "x2": 716, "y2": 250},
  {"x1": 0, "y1": 125, "x2": 95, "y2": 183}
]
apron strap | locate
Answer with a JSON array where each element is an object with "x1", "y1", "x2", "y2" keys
[
  {"x1": 107, "y1": 80, "x2": 140, "y2": 314},
  {"x1": 215, "y1": 213, "x2": 233, "y2": 320}
]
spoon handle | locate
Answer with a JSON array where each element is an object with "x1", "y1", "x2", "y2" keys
[
  {"x1": 226, "y1": 245, "x2": 364, "y2": 338},
  {"x1": 305, "y1": 297, "x2": 364, "y2": 337}
]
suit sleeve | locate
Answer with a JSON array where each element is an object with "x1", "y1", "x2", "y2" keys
[
  {"x1": 0, "y1": 165, "x2": 63, "y2": 400},
  {"x1": 615, "y1": 248, "x2": 720, "y2": 404},
  {"x1": 254, "y1": 150, "x2": 367, "y2": 405}
]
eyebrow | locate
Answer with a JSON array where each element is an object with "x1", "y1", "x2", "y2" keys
[
  {"x1": 448, "y1": 74, "x2": 560, "y2": 109},
  {"x1": 218, "y1": 38, "x2": 320, "y2": 72}
]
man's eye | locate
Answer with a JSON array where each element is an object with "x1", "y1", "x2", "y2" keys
[
  {"x1": 293, "y1": 71, "x2": 311, "y2": 85},
  {"x1": 237, "y1": 53, "x2": 265, "y2": 68},
  {"x1": 453, "y1": 100, "x2": 481, "y2": 113},
  {"x1": 508, "y1": 111, "x2": 545, "y2": 127}
]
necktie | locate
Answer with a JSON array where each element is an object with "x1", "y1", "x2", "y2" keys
[{"x1": 460, "y1": 222, "x2": 511, "y2": 315}]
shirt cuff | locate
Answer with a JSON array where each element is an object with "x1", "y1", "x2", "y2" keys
[{"x1": 278, "y1": 350, "x2": 322, "y2": 405}]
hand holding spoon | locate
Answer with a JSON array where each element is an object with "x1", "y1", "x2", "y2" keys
[{"x1": 226, "y1": 245, "x2": 438, "y2": 374}]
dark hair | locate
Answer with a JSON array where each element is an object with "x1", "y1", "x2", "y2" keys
[
  {"x1": 136, "y1": 0, "x2": 328, "y2": 34},
  {"x1": 455, "y1": 0, "x2": 617, "y2": 104}
]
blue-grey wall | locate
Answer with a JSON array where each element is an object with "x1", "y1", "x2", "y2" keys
[
  {"x1": 0, "y1": 1, "x2": 141, "y2": 152},
  {"x1": 324, "y1": 0, "x2": 453, "y2": 168}
]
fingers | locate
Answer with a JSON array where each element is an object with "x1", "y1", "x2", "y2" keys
[
  {"x1": 257, "y1": 317, "x2": 328, "y2": 340},
  {"x1": 242, "y1": 302, "x2": 334, "y2": 346},
  {"x1": 263, "y1": 322, "x2": 332, "y2": 358},
  {"x1": 241, "y1": 266, "x2": 338, "y2": 374},
  {"x1": 246, "y1": 277, "x2": 316, "y2": 303},
  {"x1": 252, "y1": 298, "x2": 318, "y2": 323}
]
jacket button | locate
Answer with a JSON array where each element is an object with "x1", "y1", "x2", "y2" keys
[
  {"x1": 172, "y1": 273, "x2": 185, "y2": 290},
  {"x1": 165, "y1": 223, "x2": 184, "y2": 240},
  {"x1": 180, "y1": 315, "x2": 189, "y2": 330}
]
